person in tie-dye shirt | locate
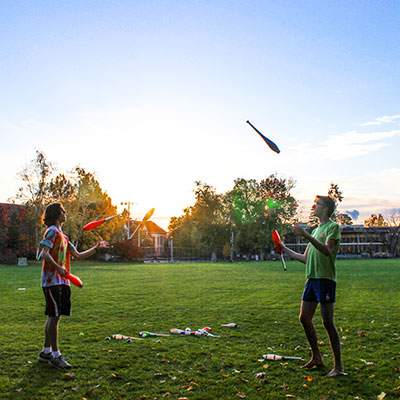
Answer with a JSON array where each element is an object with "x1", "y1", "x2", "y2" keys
[{"x1": 37, "y1": 203, "x2": 108, "y2": 370}]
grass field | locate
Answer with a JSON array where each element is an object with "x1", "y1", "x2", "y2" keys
[{"x1": 0, "y1": 259, "x2": 399, "y2": 400}]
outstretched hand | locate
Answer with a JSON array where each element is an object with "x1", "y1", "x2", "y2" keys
[
  {"x1": 96, "y1": 241, "x2": 109, "y2": 249},
  {"x1": 293, "y1": 224, "x2": 307, "y2": 237}
]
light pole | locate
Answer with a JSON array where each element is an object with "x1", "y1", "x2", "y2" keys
[{"x1": 121, "y1": 202, "x2": 135, "y2": 240}]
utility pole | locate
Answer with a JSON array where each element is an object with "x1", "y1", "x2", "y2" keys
[{"x1": 121, "y1": 202, "x2": 135, "y2": 240}]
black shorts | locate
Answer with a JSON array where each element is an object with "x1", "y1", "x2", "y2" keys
[
  {"x1": 302, "y1": 278, "x2": 336, "y2": 303},
  {"x1": 43, "y1": 285, "x2": 71, "y2": 317}
]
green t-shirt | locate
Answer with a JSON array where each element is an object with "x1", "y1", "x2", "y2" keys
[{"x1": 306, "y1": 220, "x2": 341, "y2": 281}]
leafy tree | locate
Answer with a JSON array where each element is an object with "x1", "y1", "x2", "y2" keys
[
  {"x1": 61, "y1": 167, "x2": 124, "y2": 249},
  {"x1": 191, "y1": 181, "x2": 229, "y2": 259},
  {"x1": 309, "y1": 182, "x2": 353, "y2": 226},
  {"x1": 225, "y1": 175, "x2": 298, "y2": 259},
  {"x1": 328, "y1": 183, "x2": 353, "y2": 225},
  {"x1": 168, "y1": 182, "x2": 229, "y2": 259},
  {"x1": 170, "y1": 175, "x2": 298, "y2": 261},
  {"x1": 168, "y1": 208, "x2": 196, "y2": 247},
  {"x1": 13, "y1": 150, "x2": 55, "y2": 252},
  {"x1": 364, "y1": 213, "x2": 388, "y2": 227},
  {"x1": 14, "y1": 151, "x2": 126, "y2": 256}
]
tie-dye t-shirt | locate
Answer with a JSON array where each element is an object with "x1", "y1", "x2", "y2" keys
[{"x1": 40, "y1": 225, "x2": 76, "y2": 287}]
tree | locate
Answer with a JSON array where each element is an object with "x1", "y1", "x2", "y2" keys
[
  {"x1": 364, "y1": 213, "x2": 388, "y2": 228},
  {"x1": 328, "y1": 183, "x2": 353, "y2": 226},
  {"x1": 225, "y1": 175, "x2": 298, "y2": 259},
  {"x1": 61, "y1": 167, "x2": 124, "y2": 249},
  {"x1": 169, "y1": 176, "x2": 299, "y2": 261},
  {"x1": 309, "y1": 182, "x2": 353, "y2": 226},
  {"x1": 191, "y1": 181, "x2": 229, "y2": 259},
  {"x1": 168, "y1": 182, "x2": 229, "y2": 260},
  {"x1": 13, "y1": 150, "x2": 55, "y2": 252},
  {"x1": 168, "y1": 208, "x2": 196, "y2": 248},
  {"x1": 14, "y1": 151, "x2": 127, "y2": 256}
]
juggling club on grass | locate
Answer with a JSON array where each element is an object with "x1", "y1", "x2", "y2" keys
[{"x1": 263, "y1": 353, "x2": 303, "y2": 361}]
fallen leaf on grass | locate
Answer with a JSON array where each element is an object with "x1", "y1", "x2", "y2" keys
[
  {"x1": 357, "y1": 331, "x2": 365, "y2": 337},
  {"x1": 263, "y1": 364, "x2": 269, "y2": 369},
  {"x1": 15, "y1": 388, "x2": 22, "y2": 392},
  {"x1": 222, "y1": 374, "x2": 230, "y2": 378},
  {"x1": 254, "y1": 372, "x2": 266, "y2": 378},
  {"x1": 65, "y1": 372, "x2": 76, "y2": 377},
  {"x1": 178, "y1": 398, "x2": 188, "y2": 400},
  {"x1": 281, "y1": 383, "x2": 289, "y2": 389},
  {"x1": 361, "y1": 359, "x2": 375, "y2": 366},
  {"x1": 111, "y1": 374, "x2": 123, "y2": 379},
  {"x1": 236, "y1": 393, "x2": 246, "y2": 398},
  {"x1": 377, "y1": 393, "x2": 386, "y2": 400},
  {"x1": 162, "y1": 392, "x2": 170, "y2": 397},
  {"x1": 238, "y1": 377, "x2": 249, "y2": 383},
  {"x1": 369, "y1": 374, "x2": 375, "y2": 378},
  {"x1": 86, "y1": 384, "x2": 100, "y2": 394},
  {"x1": 304, "y1": 376, "x2": 313, "y2": 382},
  {"x1": 286, "y1": 396, "x2": 296, "y2": 398}
]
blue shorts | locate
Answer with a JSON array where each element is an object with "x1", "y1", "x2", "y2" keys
[{"x1": 302, "y1": 278, "x2": 336, "y2": 303}]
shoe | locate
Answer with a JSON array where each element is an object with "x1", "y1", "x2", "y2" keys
[
  {"x1": 37, "y1": 351, "x2": 52, "y2": 363},
  {"x1": 48, "y1": 355, "x2": 72, "y2": 369}
]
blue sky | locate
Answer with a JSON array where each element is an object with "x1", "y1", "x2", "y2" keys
[{"x1": 1, "y1": 1, "x2": 399, "y2": 228}]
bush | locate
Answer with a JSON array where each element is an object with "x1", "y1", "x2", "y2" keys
[{"x1": 111, "y1": 240, "x2": 142, "y2": 261}]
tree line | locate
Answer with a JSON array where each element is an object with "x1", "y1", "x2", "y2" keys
[
  {"x1": 167, "y1": 179, "x2": 352, "y2": 261},
  {"x1": 3, "y1": 150, "x2": 144, "y2": 260},
  {"x1": 3, "y1": 150, "x2": 399, "y2": 261}
]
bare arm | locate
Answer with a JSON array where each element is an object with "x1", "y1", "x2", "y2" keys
[
  {"x1": 70, "y1": 241, "x2": 109, "y2": 260},
  {"x1": 42, "y1": 247, "x2": 67, "y2": 277},
  {"x1": 281, "y1": 243, "x2": 308, "y2": 264},
  {"x1": 294, "y1": 225, "x2": 337, "y2": 257}
]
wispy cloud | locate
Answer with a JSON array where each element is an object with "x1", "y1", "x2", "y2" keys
[
  {"x1": 293, "y1": 129, "x2": 400, "y2": 160},
  {"x1": 361, "y1": 114, "x2": 400, "y2": 126}
]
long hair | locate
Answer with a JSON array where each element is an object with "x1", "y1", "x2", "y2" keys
[{"x1": 43, "y1": 203, "x2": 64, "y2": 227}]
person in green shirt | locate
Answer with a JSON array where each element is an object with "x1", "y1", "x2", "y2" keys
[{"x1": 281, "y1": 195, "x2": 346, "y2": 377}]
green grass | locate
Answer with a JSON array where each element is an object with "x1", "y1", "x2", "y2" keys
[{"x1": 0, "y1": 259, "x2": 399, "y2": 399}]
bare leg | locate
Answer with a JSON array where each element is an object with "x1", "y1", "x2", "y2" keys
[
  {"x1": 320, "y1": 302, "x2": 346, "y2": 377},
  {"x1": 299, "y1": 301, "x2": 324, "y2": 368},
  {"x1": 44, "y1": 316, "x2": 60, "y2": 352}
]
